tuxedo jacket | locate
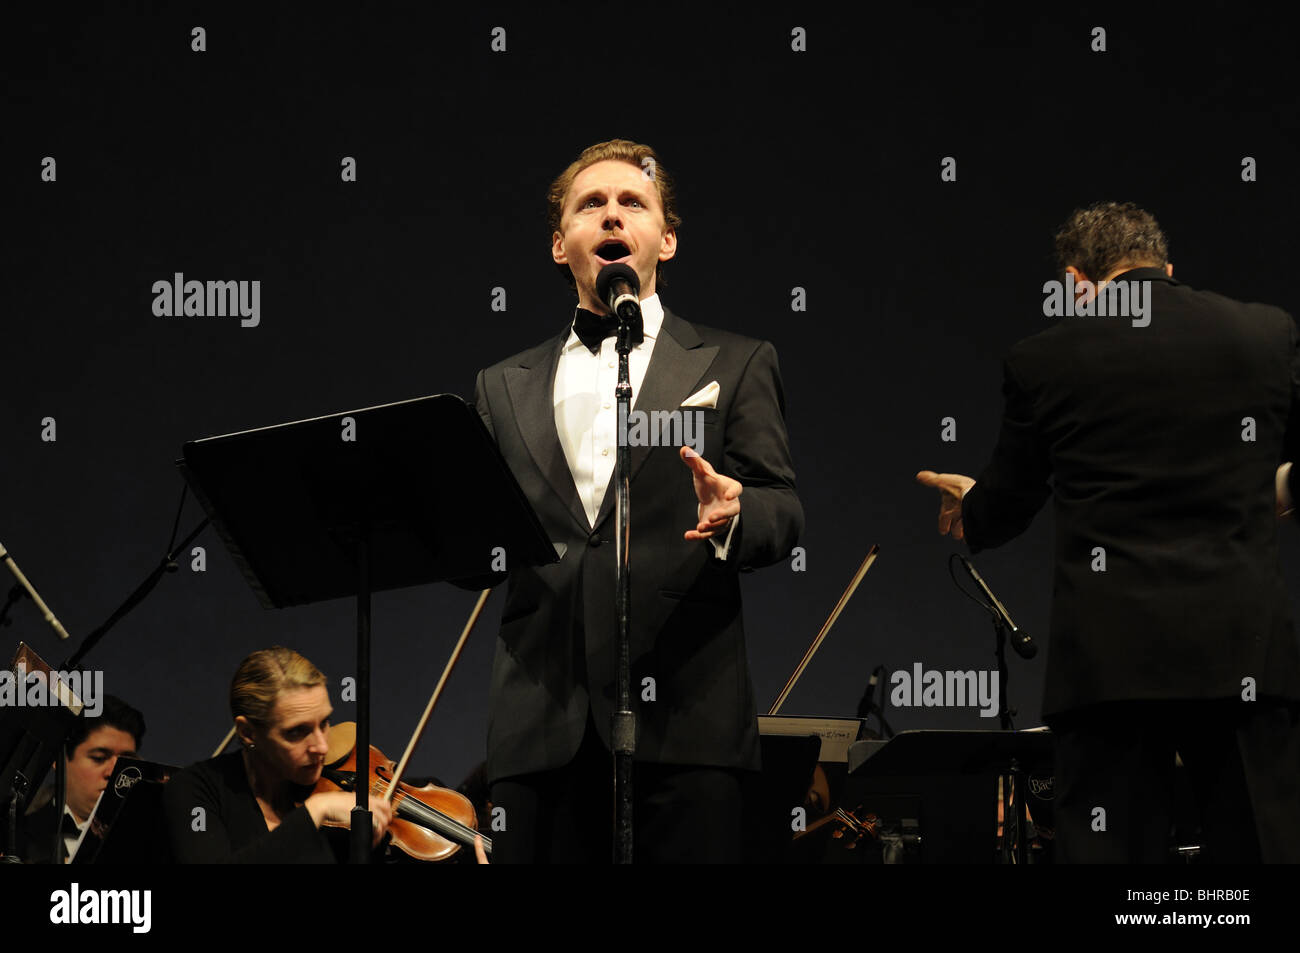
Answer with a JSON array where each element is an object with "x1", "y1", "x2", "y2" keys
[
  {"x1": 962, "y1": 267, "x2": 1300, "y2": 717},
  {"x1": 469, "y1": 307, "x2": 802, "y2": 784},
  {"x1": 16, "y1": 798, "x2": 63, "y2": 864}
]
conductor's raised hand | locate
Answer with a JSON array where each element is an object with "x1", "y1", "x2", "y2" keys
[
  {"x1": 915, "y1": 470, "x2": 976, "y2": 541},
  {"x1": 681, "y1": 446, "x2": 742, "y2": 540}
]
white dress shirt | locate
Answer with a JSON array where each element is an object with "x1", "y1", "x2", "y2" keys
[
  {"x1": 552, "y1": 293, "x2": 737, "y2": 558},
  {"x1": 63, "y1": 804, "x2": 89, "y2": 862}
]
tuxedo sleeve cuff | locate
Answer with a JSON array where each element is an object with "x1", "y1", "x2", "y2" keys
[{"x1": 708, "y1": 512, "x2": 740, "y2": 561}]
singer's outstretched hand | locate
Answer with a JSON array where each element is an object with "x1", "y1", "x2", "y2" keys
[
  {"x1": 916, "y1": 470, "x2": 976, "y2": 540},
  {"x1": 681, "y1": 446, "x2": 742, "y2": 540}
]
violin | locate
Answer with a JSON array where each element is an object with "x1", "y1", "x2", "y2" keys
[
  {"x1": 314, "y1": 721, "x2": 489, "y2": 862},
  {"x1": 794, "y1": 803, "x2": 881, "y2": 848},
  {"x1": 211, "y1": 589, "x2": 498, "y2": 863},
  {"x1": 794, "y1": 762, "x2": 882, "y2": 850}
]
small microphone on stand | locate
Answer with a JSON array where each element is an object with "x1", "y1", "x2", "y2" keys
[
  {"x1": 856, "y1": 664, "x2": 892, "y2": 738},
  {"x1": 0, "y1": 539, "x2": 70, "y2": 640},
  {"x1": 958, "y1": 556, "x2": 1036, "y2": 659},
  {"x1": 856, "y1": 668, "x2": 879, "y2": 720}
]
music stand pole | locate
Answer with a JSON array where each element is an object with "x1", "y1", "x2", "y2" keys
[
  {"x1": 990, "y1": 617, "x2": 1031, "y2": 863},
  {"x1": 349, "y1": 531, "x2": 372, "y2": 864}
]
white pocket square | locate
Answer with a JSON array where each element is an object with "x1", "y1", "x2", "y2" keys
[{"x1": 681, "y1": 381, "x2": 720, "y2": 409}]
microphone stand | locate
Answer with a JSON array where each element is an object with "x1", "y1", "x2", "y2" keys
[
  {"x1": 948, "y1": 553, "x2": 1029, "y2": 861},
  {"x1": 974, "y1": 577, "x2": 1033, "y2": 862},
  {"x1": 992, "y1": 614, "x2": 1013, "y2": 731},
  {"x1": 983, "y1": 585, "x2": 1039, "y2": 865},
  {"x1": 855, "y1": 664, "x2": 895, "y2": 739},
  {"x1": 612, "y1": 315, "x2": 635, "y2": 864},
  {"x1": 62, "y1": 516, "x2": 210, "y2": 670},
  {"x1": 948, "y1": 554, "x2": 1024, "y2": 731},
  {"x1": 55, "y1": 489, "x2": 209, "y2": 859}
]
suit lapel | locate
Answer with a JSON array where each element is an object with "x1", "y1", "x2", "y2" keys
[
  {"x1": 592, "y1": 307, "x2": 718, "y2": 530},
  {"x1": 504, "y1": 326, "x2": 592, "y2": 536}
]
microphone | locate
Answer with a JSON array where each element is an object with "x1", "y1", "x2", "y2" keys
[
  {"x1": 596, "y1": 262, "x2": 641, "y2": 323},
  {"x1": 0, "y1": 539, "x2": 71, "y2": 640},
  {"x1": 958, "y1": 556, "x2": 1036, "y2": 659},
  {"x1": 856, "y1": 667, "x2": 880, "y2": 719},
  {"x1": 856, "y1": 664, "x2": 892, "y2": 737}
]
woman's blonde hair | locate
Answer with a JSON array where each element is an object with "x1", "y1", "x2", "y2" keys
[{"x1": 230, "y1": 646, "x2": 326, "y2": 727}]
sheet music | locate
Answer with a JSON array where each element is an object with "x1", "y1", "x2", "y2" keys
[{"x1": 758, "y1": 715, "x2": 865, "y2": 763}]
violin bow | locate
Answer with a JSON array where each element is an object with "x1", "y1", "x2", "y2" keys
[
  {"x1": 385, "y1": 588, "x2": 493, "y2": 799},
  {"x1": 769, "y1": 545, "x2": 879, "y2": 715},
  {"x1": 212, "y1": 725, "x2": 237, "y2": 758},
  {"x1": 206, "y1": 590, "x2": 494, "y2": 778}
]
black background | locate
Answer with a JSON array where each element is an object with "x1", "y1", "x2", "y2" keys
[{"x1": 5, "y1": 3, "x2": 1299, "y2": 795}]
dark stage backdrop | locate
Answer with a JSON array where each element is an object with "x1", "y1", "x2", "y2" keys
[{"x1": 5, "y1": 5, "x2": 1299, "y2": 791}]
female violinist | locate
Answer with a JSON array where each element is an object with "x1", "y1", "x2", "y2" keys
[{"x1": 164, "y1": 647, "x2": 392, "y2": 863}]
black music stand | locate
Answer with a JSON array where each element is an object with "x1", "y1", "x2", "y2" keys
[
  {"x1": 178, "y1": 394, "x2": 556, "y2": 863},
  {"x1": 742, "y1": 733, "x2": 823, "y2": 863},
  {"x1": 70, "y1": 756, "x2": 177, "y2": 864},
  {"x1": 847, "y1": 729, "x2": 1054, "y2": 863},
  {"x1": 1, "y1": 643, "x2": 81, "y2": 863}
]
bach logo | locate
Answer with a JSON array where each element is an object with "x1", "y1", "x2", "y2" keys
[{"x1": 114, "y1": 765, "x2": 143, "y2": 797}]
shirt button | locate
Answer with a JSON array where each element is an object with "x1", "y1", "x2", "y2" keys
[
  {"x1": 601, "y1": 448, "x2": 609, "y2": 456},
  {"x1": 608, "y1": 362, "x2": 614, "y2": 368},
  {"x1": 603, "y1": 402, "x2": 610, "y2": 409}
]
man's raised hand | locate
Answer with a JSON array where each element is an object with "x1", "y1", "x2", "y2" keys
[
  {"x1": 916, "y1": 470, "x2": 976, "y2": 541},
  {"x1": 681, "y1": 446, "x2": 742, "y2": 540}
]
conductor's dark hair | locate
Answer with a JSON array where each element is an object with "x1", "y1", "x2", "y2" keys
[
  {"x1": 65, "y1": 694, "x2": 145, "y2": 757},
  {"x1": 547, "y1": 139, "x2": 682, "y2": 291},
  {"x1": 1054, "y1": 201, "x2": 1169, "y2": 281}
]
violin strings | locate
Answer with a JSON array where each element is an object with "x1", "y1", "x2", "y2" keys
[{"x1": 365, "y1": 776, "x2": 491, "y2": 848}]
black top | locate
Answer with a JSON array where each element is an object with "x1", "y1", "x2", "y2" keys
[
  {"x1": 962, "y1": 268, "x2": 1300, "y2": 715},
  {"x1": 164, "y1": 751, "x2": 340, "y2": 864}
]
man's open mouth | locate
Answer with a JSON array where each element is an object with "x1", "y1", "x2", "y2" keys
[{"x1": 594, "y1": 240, "x2": 632, "y2": 264}]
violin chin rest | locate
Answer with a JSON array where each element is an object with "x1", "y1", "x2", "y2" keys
[{"x1": 326, "y1": 721, "x2": 358, "y2": 765}]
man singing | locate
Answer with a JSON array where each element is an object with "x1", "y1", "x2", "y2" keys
[
  {"x1": 467, "y1": 139, "x2": 802, "y2": 862},
  {"x1": 918, "y1": 201, "x2": 1300, "y2": 862}
]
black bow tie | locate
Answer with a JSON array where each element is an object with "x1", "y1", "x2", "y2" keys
[{"x1": 572, "y1": 307, "x2": 644, "y2": 354}]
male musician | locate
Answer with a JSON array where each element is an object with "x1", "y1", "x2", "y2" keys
[
  {"x1": 918, "y1": 201, "x2": 1300, "y2": 862},
  {"x1": 466, "y1": 139, "x2": 802, "y2": 862},
  {"x1": 17, "y1": 694, "x2": 145, "y2": 863}
]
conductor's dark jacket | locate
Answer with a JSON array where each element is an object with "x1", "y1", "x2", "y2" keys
[
  {"x1": 962, "y1": 267, "x2": 1300, "y2": 717},
  {"x1": 469, "y1": 307, "x2": 802, "y2": 784}
]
